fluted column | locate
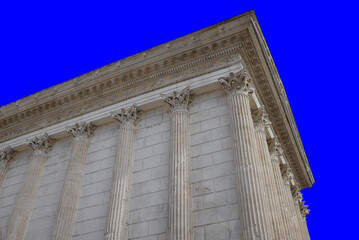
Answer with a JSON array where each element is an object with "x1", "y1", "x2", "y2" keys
[
  {"x1": 299, "y1": 199, "x2": 310, "y2": 239},
  {"x1": 52, "y1": 121, "x2": 95, "y2": 240},
  {"x1": 0, "y1": 146, "x2": 15, "y2": 195},
  {"x1": 252, "y1": 107, "x2": 286, "y2": 239},
  {"x1": 162, "y1": 86, "x2": 194, "y2": 240},
  {"x1": 218, "y1": 69, "x2": 272, "y2": 239},
  {"x1": 105, "y1": 104, "x2": 140, "y2": 240},
  {"x1": 291, "y1": 185, "x2": 310, "y2": 239},
  {"x1": 280, "y1": 162, "x2": 302, "y2": 239},
  {"x1": 268, "y1": 138, "x2": 294, "y2": 239},
  {"x1": 6, "y1": 133, "x2": 54, "y2": 240}
]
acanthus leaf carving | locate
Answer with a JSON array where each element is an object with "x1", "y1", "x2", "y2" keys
[
  {"x1": 0, "y1": 146, "x2": 16, "y2": 169},
  {"x1": 291, "y1": 184, "x2": 303, "y2": 203},
  {"x1": 218, "y1": 68, "x2": 255, "y2": 96},
  {"x1": 252, "y1": 106, "x2": 271, "y2": 132},
  {"x1": 111, "y1": 104, "x2": 141, "y2": 128},
  {"x1": 161, "y1": 86, "x2": 193, "y2": 113},
  {"x1": 268, "y1": 137, "x2": 283, "y2": 161},
  {"x1": 27, "y1": 133, "x2": 55, "y2": 155},
  {"x1": 66, "y1": 121, "x2": 96, "y2": 142},
  {"x1": 299, "y1": 201, "x2": 310, "y2": 218}
]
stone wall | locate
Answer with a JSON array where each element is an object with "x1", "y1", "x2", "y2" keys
[{"x1": 0, "y1": 89, "x2": 237, "y2": 240}]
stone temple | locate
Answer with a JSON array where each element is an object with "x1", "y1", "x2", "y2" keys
[{"x1": 0, "y1": 10, "x2": 313, "y2": 240}]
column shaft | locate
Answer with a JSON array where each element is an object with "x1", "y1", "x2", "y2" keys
[
  {"x1": 168, "y1": 110, "x2": 192, "y2": 240},
  {"x1": 254, "y1": 130, "x2": 286, "y2": 239},
  {"x1": 53, "y1": 121, "x2": 94, "y2": 240},
  {"x1": 280, "y1": 163, "x2": 302, "y2": 239},
  {"x1": 6, "y1": 133, "x2": 54, "y2": 240},
  {"x1": 219, "y1": 70, "x2": 272, "y2": 239},
  {"x1": 162, "y1": 87, "x2": 193, "y2": 240},
  {"x1": 105, "y1": 105, "x2": 139, "y2": 240},
  {"x1": 268, "y1": 139, "x2": 294, "y2": 239}
]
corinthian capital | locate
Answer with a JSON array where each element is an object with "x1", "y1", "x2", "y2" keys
[
  {"x1": 280, "y1": 162, "x2": 293, "y2": 185},
  {"x1": 111, "y1": 104, "x2": 140, "y2": 128},
  {"x1": 252, "y1": 106, "x2": 271, "y2": 132},
  {"x1": 218, "y1": 68, "x2": 255, "y2": 96},
  {"x1": 291, "y1": 184, "x2": 303, "y2": 203},
  {"x1": 299, "y1": 201, "x2": 310, "y2": 218},
  {"x1": 161, "y1": 86, "x2": 193, "y2": 113},
  {"x1": 27, "y1": 133, "x2": 55, "y2": 154},
  {"x1": 67, "y1": 121, "x2": 95, "y2": 142},
  {"x1": 268, "y1": 137, "x2": 283, "y2": 161},
  {"x1": 0, "y1": 146, "x2": 16, "y2": 169}
]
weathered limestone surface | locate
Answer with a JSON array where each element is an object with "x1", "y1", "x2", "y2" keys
[
  {"x1": 252, "y1": 107, "x2": 287, "y2": 239},
  {"x1": 6, "y1": 133, "x2": 54, "y2": 240},
  {"x1": 292, "y1": 184, "x2": 310, "y2": 240},
  {"x1": 162, "y1": 87, "x2": 194, "y2": 240},
  {"x1": 219, "y1": 69, "x2": 272, "y2": 239},
  {"x1": 268, "y1": 138, "x2": 295, "y2": 239},
  {"x1": 280, "y1": 162, "x2": 303, "y2": 239},
  {"x1": 52, "y1": 121, "x2": 95, "y2": 240},
  {"x1": 0, "y1": 146, "x2": 15, "y2": 195},
  {"x1": 105, "y1": 105, "x2": 140, "y2": 240}
]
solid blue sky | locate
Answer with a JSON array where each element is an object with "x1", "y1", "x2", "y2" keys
[{"x1": 1, "y1": 1, "x2": 358, "y2": 238}]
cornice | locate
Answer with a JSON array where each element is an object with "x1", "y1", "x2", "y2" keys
[
  {"x1": 238, "y1": 14, "x2": 314, "y2": 188},
  {"x1": 0, "y1": 10, "x2": 313, "y2": 188}
]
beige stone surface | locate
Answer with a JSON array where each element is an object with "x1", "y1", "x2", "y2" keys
[
  {"x1": 105, "y1": 105, "x2": 139, "y2": 240},
  {"x1": 0, "y1": 146, "x2": 15, "y2": 196},
  {"x1": 252, "y1": 107, "x2": 287, "y2": 239},
  {"x1": 6, "y1": 133, "x2": 54, "y2": 240},
  {"x1": 163, "y1": 87, "x2": 194, "y2": 240},
  {"x1": 0, "y1": 10, "x2": 314, "y2": 240},
  {"x1": 219, "y1": 69, "x2": 272, "y2": 239},
  {"x1": 52, "y1": 121, "x2": 95, "y2": 240}
]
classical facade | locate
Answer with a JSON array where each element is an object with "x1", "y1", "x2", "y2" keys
[{"x1": 0, "y1": 10, "x2": 313, "y2": 240}]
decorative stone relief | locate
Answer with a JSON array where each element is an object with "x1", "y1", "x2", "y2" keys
[
  {"x1": 111, "y1": 104, "x2": 141, "y2": 128},
  {"x1": 161, "y1": 86, "x2": 193, "y2": 113},
  {"x1": 27, "y1": 133, "x2": 55, "y2": 156},
  {"x1": 252, "y1": 106, "x2": 271, "y2": 132},
  {"x1": 268, "y1": 137, "x2": 283, "y2": 162},
  {"x1": 0, "y1": 146, "x2": 15, "y2": 169},
  {"x1": 66, "y1": 121, "x2": 95, "y2": 143},
  {"x1": 299, "y1": 201, "x2": 310, "y2": 218},
  {"x1": 218, "y1": 68, "x2": 255, "y2": 96}
]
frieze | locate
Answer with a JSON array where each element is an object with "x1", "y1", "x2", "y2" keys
[
  {"x1": 0, "y1": 11, "x2": 313, "y2": 189},
  {"x1": 0, "y1": 34, "x2": 245, "y2": 143}
]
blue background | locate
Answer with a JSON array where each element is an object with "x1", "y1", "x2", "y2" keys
[{"x1": 1, "y1": 1, "x2": 357, "y2": 239}]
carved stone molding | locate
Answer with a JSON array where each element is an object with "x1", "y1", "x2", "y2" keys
[
  {"x1": 0, "y1": 32, "x2": 246, "y2": 143},
  {"x1": 111, "y1": 104, "x2": 141, "y2": 128},
  {"x1": 161, "y1": 86, "x2": 193, "y2": 113},
  {"x1": 0, "y1": 146, "x2": 16, "y2": 169},
  {"x1": 299, "y1": 201, "x2": 310, "y2": 218},
  {"x1": 66, "y1": 121, "x2": 95, "y2": 143},
  {"x1": 280, "y1": 162, "x2": 292, "y2": 185},
  {"x1": 239, "y1": 23, "x2": 313, "y2": 188},
  {"x1": 218, "y1": 68, "x2": 255, "y2": 96},
  {"x1": 291, "y1": 184, "x2": 303, "y2": 203},
  {"x1": 252, "y1": 106, "x2": 271, "y2": 133},
  {"x1": 268, "y1": 137, "x2": 283, "y2": 162},
  {"x1": 0, "y1": 11, "x2": 313, "y2": 189},
  {"x1": 27, "y1": 133, "x2": 55, "y2": 156}
]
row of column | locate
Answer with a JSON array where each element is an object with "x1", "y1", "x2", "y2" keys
[
  {"x1": 218, "y1": 68, "x2": 310, "y2": 239},
  {"x1": 0, "y1": 68, "x2": 310, "y2": 240}
]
